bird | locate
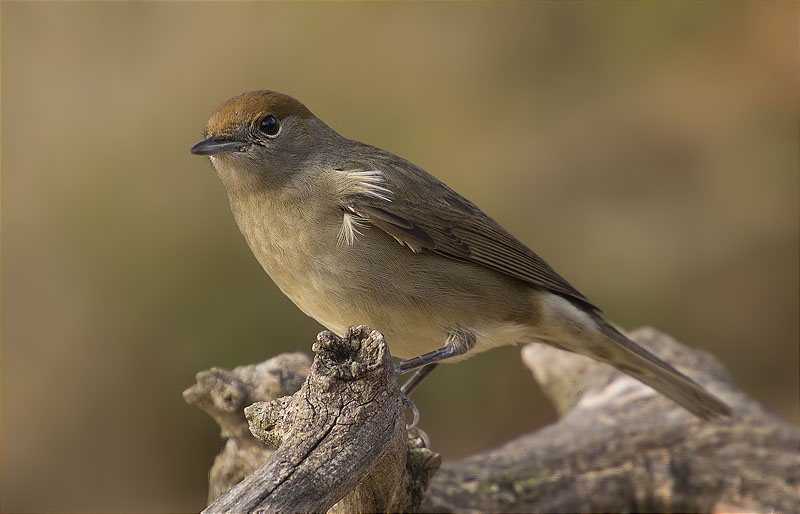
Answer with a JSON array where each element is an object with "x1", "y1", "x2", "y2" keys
[{"x1": 190, "y1": 90, "x2": 731, "y2": 419}]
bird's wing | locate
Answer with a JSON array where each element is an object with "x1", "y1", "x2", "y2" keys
[{"x1": 333, "y1": 154, "x2": 597, "y2": 311}]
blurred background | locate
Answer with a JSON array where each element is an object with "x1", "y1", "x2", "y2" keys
[{"x1": 2, "y1": 2, "x2": 797, "y2": 512}]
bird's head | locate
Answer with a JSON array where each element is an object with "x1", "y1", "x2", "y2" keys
[{"x1": 191, "y1": 90, "x2": 338, "y2": 191}]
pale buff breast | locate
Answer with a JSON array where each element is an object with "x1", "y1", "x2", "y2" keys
[{"x1": 229, "y1": 188, "x2": 535, "y2": 359}]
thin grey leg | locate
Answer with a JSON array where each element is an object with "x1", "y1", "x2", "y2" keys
[
  {"x1": 395, "y1": 326, "x2": 477, "y2": 374},
  {"x1": 400, "y1": 363, "x2": 439, "y2": 395}
]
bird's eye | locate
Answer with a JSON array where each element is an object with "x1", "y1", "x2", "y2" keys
[{"x1": 258, "y1": 115, "x2": 280, "y2": 137}]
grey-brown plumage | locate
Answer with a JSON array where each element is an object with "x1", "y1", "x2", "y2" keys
[{"x1": 191, "y1": 90, "x2": 731, "y2": 420}]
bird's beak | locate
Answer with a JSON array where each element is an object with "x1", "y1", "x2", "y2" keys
[{"x1": 190, "y1": 136, "x2": 248, "y2": 155}]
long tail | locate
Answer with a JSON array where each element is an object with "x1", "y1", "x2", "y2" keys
[{"x1": 589, "y1": 315, "x2": 732, "y2": 419}]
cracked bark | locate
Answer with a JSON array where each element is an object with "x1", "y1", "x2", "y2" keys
[
  {"x1": 183, "y1": 351, "x2": 311, "y2": 503},
  {"x1": 185, "y1": 326, "x2": 799, "y2": 513},
  {"x1": 423, "y1": 327, "x2": 799, "y2": 513},
  {"x1": 188, "y1": 326, "x2": 439, "y2": 513}
]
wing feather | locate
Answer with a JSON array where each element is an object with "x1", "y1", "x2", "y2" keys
[{"x1": 334, "y1": 152, "x2": 597, "y2": 311}]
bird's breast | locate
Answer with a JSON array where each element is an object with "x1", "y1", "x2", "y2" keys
[
  {"x1": 230, "y1": 192, "x2": 344, "y2": 311},
  {"x1": 226, "y1": 189, "x2": 536, "y2": 359}
]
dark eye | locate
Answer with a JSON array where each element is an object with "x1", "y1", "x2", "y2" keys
[{"x1": 259, "y1": 115, "x2": 280, "y2": 136}]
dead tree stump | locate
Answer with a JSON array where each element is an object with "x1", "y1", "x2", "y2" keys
[
  {"x1": 185, "y1": 326, "x2": 799, "y2": 513},
  {"x1": 186, "y1": 326, "x2": 439, "y2": 513}
]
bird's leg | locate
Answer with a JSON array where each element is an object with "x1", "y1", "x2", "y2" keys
[
  {"x1": 400, "y1": 363, "x2": 439, "y2": 395},
  {"x1": 395, "y1": 326, "x2": 476, "y2": 374}
]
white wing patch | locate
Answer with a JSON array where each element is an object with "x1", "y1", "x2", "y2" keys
[
  {"x1": 337, "y1": 210, "x2": 369, "y2": 247},
  {"x1": 335, "y1": 169, "x2": 393, "y2": 202},
  {"x1": 334, "y1": 169, "x2": 394, "y2": 247}
]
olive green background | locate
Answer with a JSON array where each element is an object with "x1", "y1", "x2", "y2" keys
[{"x1": 2, "y1": 1, "x2": 797, "y2": 512}]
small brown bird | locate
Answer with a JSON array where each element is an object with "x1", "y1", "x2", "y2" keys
[{"x1": 191, "y1": 90, "x2": 731, "y2": 419}]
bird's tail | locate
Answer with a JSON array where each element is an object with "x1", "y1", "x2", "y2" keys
[{"x1": 588, "y1": 315, "x2": 732, "y2": 419}]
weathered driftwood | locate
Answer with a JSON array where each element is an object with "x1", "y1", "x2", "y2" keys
[
  {"x1": 424, "y1": 327, "x2": 799, "y2": 513},
  {"x1": 183, "y1": 351, "x2": 311, "y2": 503},
  {"x1": 189, "y1": 326, "x2": 439, "y2": 513},
  {"x1": 185, "y1": 326, "x2": 799, "y2": 513}
]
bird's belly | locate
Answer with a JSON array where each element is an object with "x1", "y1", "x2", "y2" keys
[
  {"x1": 259, "y1": 243, "x2": 456, "y2": 357},
  {"x1": 271, "y1": 247, "x2": 533, "y2": 359},
  {"x1": 234, "y1": 201, "x2": 533, "y2": 359}
]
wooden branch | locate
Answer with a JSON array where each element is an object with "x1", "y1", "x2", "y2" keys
[
  {"x1": 191, "y1": 326, "x2": 439, "y2": 513},
  {"x1": 185, "y1": 326, "x2": 799, "y2": 513},
  {"x1": 423, "y1": 327, "x2": 800, "y2": 513},
  {"x1": 183, "y1": 351, "x2": 311, "y2": 503}
]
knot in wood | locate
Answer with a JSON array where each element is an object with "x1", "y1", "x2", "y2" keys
[{"x1": 310, "y1": 326, "x2": 392, "y2": 383}]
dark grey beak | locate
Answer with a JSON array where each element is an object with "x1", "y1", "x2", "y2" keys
[{"x1": 190, "y1": 136, "x2": 248, "y2": 155}]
